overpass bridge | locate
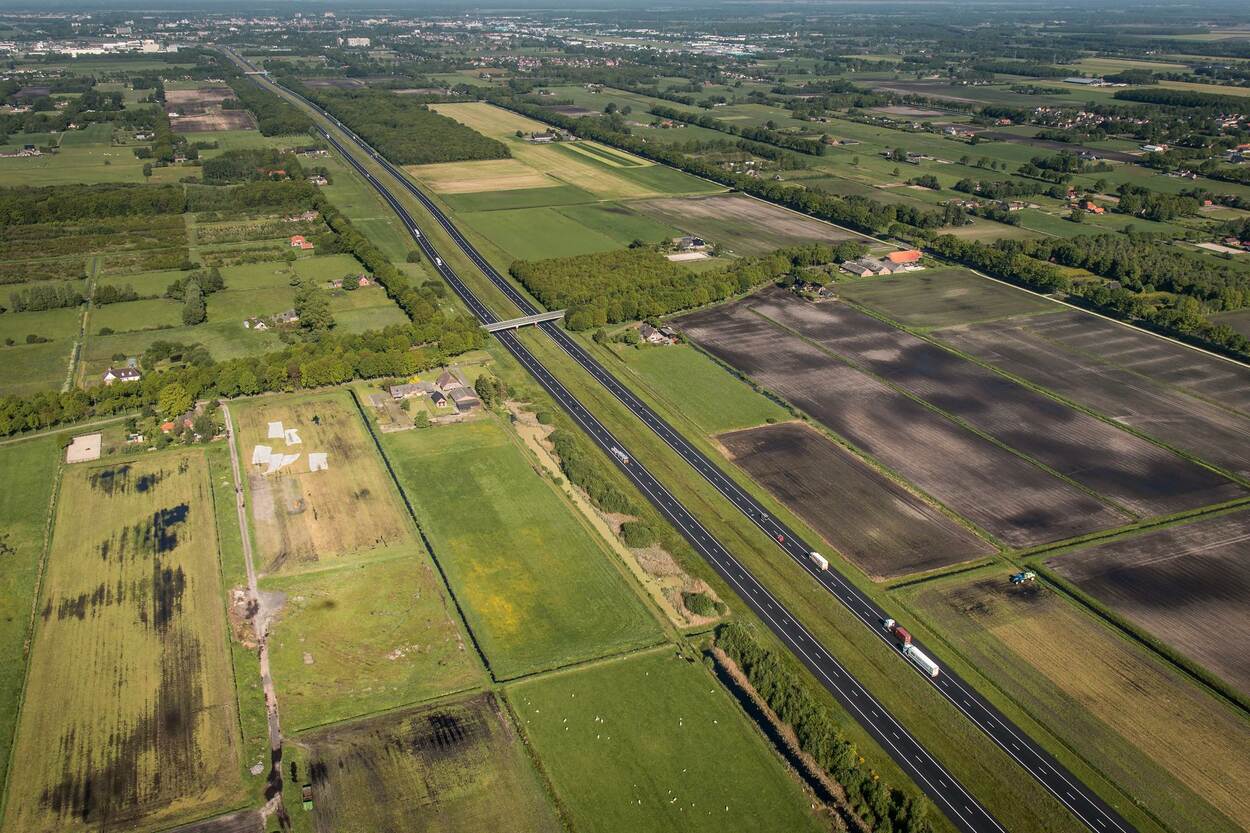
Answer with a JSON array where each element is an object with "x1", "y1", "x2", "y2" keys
[{"x1": 482, "y1": 310, "x2": 565, "y2": 332}]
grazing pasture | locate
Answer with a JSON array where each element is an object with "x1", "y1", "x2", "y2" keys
[
  {"x1": 937, "y1": 314, "x2": 1250, "y2": 477},
  {"x1": 4, "y1": 453, "x2": 244, "y2": 833},
  {"x1": 380, "y1": 419, "x2": 663, "y2": 680},
  {"x1": 721, "y1": 422, "x2": 992, "y2": 578},
  {"x1": 0, "y1": 437, "x2": 60, "y2": 791},
  {"x1": 508, "y1": 650, "x2": 825, "y2": 833},
  {"x1": 750, "y1": 289, "x2": 1245, "y2": 517},
  {"x1": 0, "y1": 341, "x2": 70, "y2": 396},
  {"x1": 902, "y1": 573, "x2": 1250, "y2": 833},
  {"x1": 234, "y1": 392, "x2": 412, "y2": 575},
  {"x1": 631, "y1": 194, "x2": 868, "y2": 255},
  {"x1": 615, "y1": 342, "x2": 790, "y2": 433},
  {"x1": 300, "y1": 693, "x2": 559, "y2": 833},
  {"x1": 1046, "y1": 510, "x2": 1250, "y2": 698},
  {"x1": 675, "y1": 301, "x2": 1129, "y2": 547},
  {"x1": 456, "y1": 202, "x2": 678, "y2": 261},
  {"x1": 835, "y1": 268, "x2": 1052, "y2": 329},
  {"x1": 263, "y1": 554, "x2": 482, "y2": 732}
]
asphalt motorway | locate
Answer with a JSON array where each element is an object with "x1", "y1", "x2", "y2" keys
[{"x1": 232, "y1": 51, "x2": 1135, "y2": 833}]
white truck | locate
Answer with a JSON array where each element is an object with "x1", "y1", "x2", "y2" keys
[
  {"x1": 610, "y1": 446, "x2": 630, "y2": 465},
  {"x1": 883, "y1": 618, "x2": 940, "y2": 678},
  {"x1": 809, "y1": 551, "x2": 829, "y2": 571},
  {"x1": 434, "y1": 257, "x2": 442, "y2": 267}
]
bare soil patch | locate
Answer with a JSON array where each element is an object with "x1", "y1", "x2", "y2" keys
[
  {"x1": 675, "y1": 301, "x2": 1129, "y2": 547},
  {"x1": 172, "y1": 111, "x2": 256, "y2": 133},
  {"x1": 721, "y1": 422, "x2": 992, "y2": 578},
  {"x1": 750, "y1": 289, "x2": 1245, "y2": 517},
  {"x1": 1047, "y1": 510, "x2": 1250, "y2": 697},
  {"x1": 938, "y1": 313, "x2": 1250, "y2": 477}
]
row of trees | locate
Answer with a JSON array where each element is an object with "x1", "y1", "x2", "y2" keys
[
  {"x1": 0, "y1": 320, "x2": 486, "y2": 438},
  {"x1": 510, "y1": 244, "x2": 854, "y2": 330},
  {"x1": 953, "y1": 177, "x2": 1057, "y2": 200},
  {"x1": 6, "y1": 282, "x2": 83, "y2": 313},
  {"x1": 927, "y1": 234, "x2": 1250, "y2": 359},
  {"x1": 1115, "y1": 87, "x2": 1248, "y2": 109},
  {"x1": 292, "y1": 82, "x2": 510, "y2": 165},
  {"x1": 1113, "y1": 183, "x2": 1201, "y2": 221},
  {"x1": 0, "y1": 183, "x2": 187, "y2": 226},
  {"x1": 717, "y1": 622, "x2": 933, "y2": 833},
  {"x1": 648, "y1": 104, "x2": 826, "y2": 156}
]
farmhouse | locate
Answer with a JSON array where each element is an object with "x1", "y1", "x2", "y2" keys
[
  {"x1": 639, "y1": 323, "x2": 678, "y2": 345},
  {"x1": 430, "y1": 391, "x2": 450, "y2": 408},
  {"x1": 389, "y1": 382, "x2": 436, "y2": 400},
  {"x1": 274, "y1": 309, "x2": 300, "y2": 325},
  {"x1": 308, "y1": 175, "x2": 328, "y2": 186},
  {"x1": 243, "y1": 317, "x2": 269, "y2": 330},
  {"x1": 674, "y1": 235, "x2": 709, "y2": 252},
  {"x1": 289, "y1": 234, "x2": 315, "y2": 250},
  {"x1": 102, "y1": 366, "x2": 141, "y2": 385}
]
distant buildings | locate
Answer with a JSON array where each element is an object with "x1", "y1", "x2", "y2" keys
[{"x1": 841, "y1": 251, "x2": 925, "y2": 277}]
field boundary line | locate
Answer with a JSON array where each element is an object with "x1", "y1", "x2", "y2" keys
[
  {"x1": 347, "y1": 388, "x2": 496, "y2": 679},
  {"x1": 837, "y1": 295, "x2": 1250, "y2": 489},
  {"x1": 498, "y1": 691, "x2": 577, "y2": 833},
  {"x1": 0, "y1": 455, "x2": 64, "y2": 822},
  {"x1": 501, "y1": 642, "x2": 674, "y2": 688},
  {"x1": 282, "y1": 682, "x2": 487, "y2": 738}
]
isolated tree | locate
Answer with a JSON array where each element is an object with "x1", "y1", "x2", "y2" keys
[
  {"x1": 182, "y1": 280, "x2": 206, "y2": 326},
  {"x1": 340, "y1": 273, "x2": 358, "y2": 292},
  {"x1": 413, "y1": 410, "x2": 430, "y2": 429},
  {"x1": 192, "y1": 413, "x2": 214, "y2": 439},
  {"x1": 157, "y1": 383, "x2": 192, "y2": 421},
  {"x1": 406, "y1": 249, "x2": 422, "y2": 263},
  {"x1": 294, "y1": 280, "x2": 334, "y2": 334}
]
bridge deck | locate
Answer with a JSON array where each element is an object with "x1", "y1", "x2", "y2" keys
[{"x1": 482, "y1": 310, "x2": 566, "y2": 332}]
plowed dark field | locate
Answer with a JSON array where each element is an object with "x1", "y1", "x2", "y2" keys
[
  {"x1": 1047, "y1": 510, "x2": 1250, "y2": 698},
  {"x1": 749, "y1": 289, "x2": 1245, "y2": 517},
  {"x1": 676, "y1": 301, "x2": 1129, "y2": 548},
  {"x1": 721, "y1": 422, "x2": 993, "y2": 578},
  {"x1": 937, "y1": 314, "x2": 1250, "y2": 478}
]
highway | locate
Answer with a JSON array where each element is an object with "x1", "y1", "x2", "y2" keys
[{"x1": 230, "y1": 50, "x2": 1136, "y2": 833}]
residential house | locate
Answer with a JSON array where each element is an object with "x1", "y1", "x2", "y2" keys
[
  {"x1": 639, "y1": 323, "x2": 677, "y2": 345},
  {"x1": 674, "y1": 235, "x2": 708, "y2": 251},
  {"x1": 308, "y1": 175, "x2": 328, "y2": 186},
  {"x1": 388, "y1": 382, "x2": 435, "y2": 400},
  {"x1": 274, "y1": 309, "x2": 300, "y2": 325},
  {"x1": 430, "y1": 391, "x2": 450, "y2": 409},
  {"x1": 289, "y1": 234, "x2": 314, "y2": 250},
  {"x1": 102, "y1": 366, "x2": 142, "y2": 385},
  {"x1": 436, "y1": 370, "x2": 462, "y2": 392},
  {"x1": 1081, "y1": 200, "x2": 1105, "y2": 215}
]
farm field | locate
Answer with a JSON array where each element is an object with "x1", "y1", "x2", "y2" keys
[
  {"x1": 630, "y1": 193, "x2": 870, "y2": 256},
  {"x1": 900, "y1": 572, "x2": 1250, "y2": 833},
  {"x1": 405, "y1": 157, "x2": 559, "y2": 193},
  {"x1": 0, "y1": 306, "x2": 81, "y2": 344},
  {"x1": 0, "y1": 436, "x2": 60, "y2": 791},
  {"x1": 835, "y1": 268, "x2": 1053, "y2": 329},
  {"x1": 1045, "y1": 510, "x2": 1250, "y2": 698},
  {"x1": 298, "y1": 693, "x2": 559, "y2": 833},
  {"x1": 748, "y1": 289, "x2": 1245, "y2": 517},
  {"x1": 507, "y1": 650, "x2": 826, "y2": 833},
  {"x1": 4, "y1": 452, "x2": 244, "y2": 833},
  {"x1": 262, "y1": 553, "x2": 483, "y2": 732},
  {"x1": 427, "y1": 102, "x2": 718, "y2": 200},
  {"x1": 612, "y1": 342, "x2": 790, "y2": 433},
  {"x1": 455, "y1": 202, "x2": 680, "y2": 261},
  {"x1": 0, "y1": 340, "x2": 70, "y2": 396},
  {"x1": 380, "y1": 418, "x2": 663, "y2": 680},
  {"x1": 674, "y1": 300, "x2": 1130, "y2": 548},
  {"x1": 233, "y1": 392, "x2": 412, "y2": 575},
  {"x1": 721, "y1": 422, "x2": 992, "y2": 578},
  {"x1": 936, "y1": 313, "x2": 1250, "y2": 477},
  {"x1": 1017, "y1": 311, "x2": 1250, "y2": 416},
  {"x1": 1213, "y1": 309, "x2": 1250, "y2": 339}
]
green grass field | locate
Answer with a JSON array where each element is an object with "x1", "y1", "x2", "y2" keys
[
  {"x1": 898, "y1": 572, "x2": 1250, "y2": 833},
  {"x1": 380, "y1": 418, "x2": 664, "y2": 680},
  {"x1": 90, "y1": 298, "x2": 183, "y2": 333},
  {"x1": 507, "y1": 650, "x2": 825, "y2": 833},
  {"x1": 263, "y1": 553, "x2": 483, "y2": 732},
  {"x1": 0, "y1": 436, "x2": 60, "y2": 794},
  {"x1": 835, "y1": 267, "x2": 1054, "y2": 329},
  {"x1": 0, "y1": 341, "x2": 69, "y2": 396},
  {"x1": 0, "y1": 306, "x2": 81, "y2": 344},
  {"x1": 611, "y1": 342, "x2": 790, "y2": 434},
  {"x1": 296, "y1": 692, "x2": 559, "y2": 833},
  {"x1": 4, "y1": 451, "x2": 245, "y2": 833}
]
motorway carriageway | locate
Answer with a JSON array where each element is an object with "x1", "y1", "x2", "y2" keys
[{"x1": 234, "y1": 51, "x2": 1134, "y2": 833}]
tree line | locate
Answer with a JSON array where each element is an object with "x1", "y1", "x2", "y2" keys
[
  {"x1": 717, "y1": 622, "x2": 933, "y2": 833},
  {"x1": 224, "y1": 76, "x2": 313, "y2": 136},
  {"x1": 510, "y1": 244, "x2": 856, "y2": 330},
  {"x1": 927, "y1": 234, "x2": 1250, "y2": 359},
  {"x1": 648, "y1": 104, "x2": 827, "y2": 156},
  {"x1": 289, "y1": 81, "x2": 510, "y2": 166},
  {"x1": 6, "y1": 282, "x2": 83, "y2": 313}
]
